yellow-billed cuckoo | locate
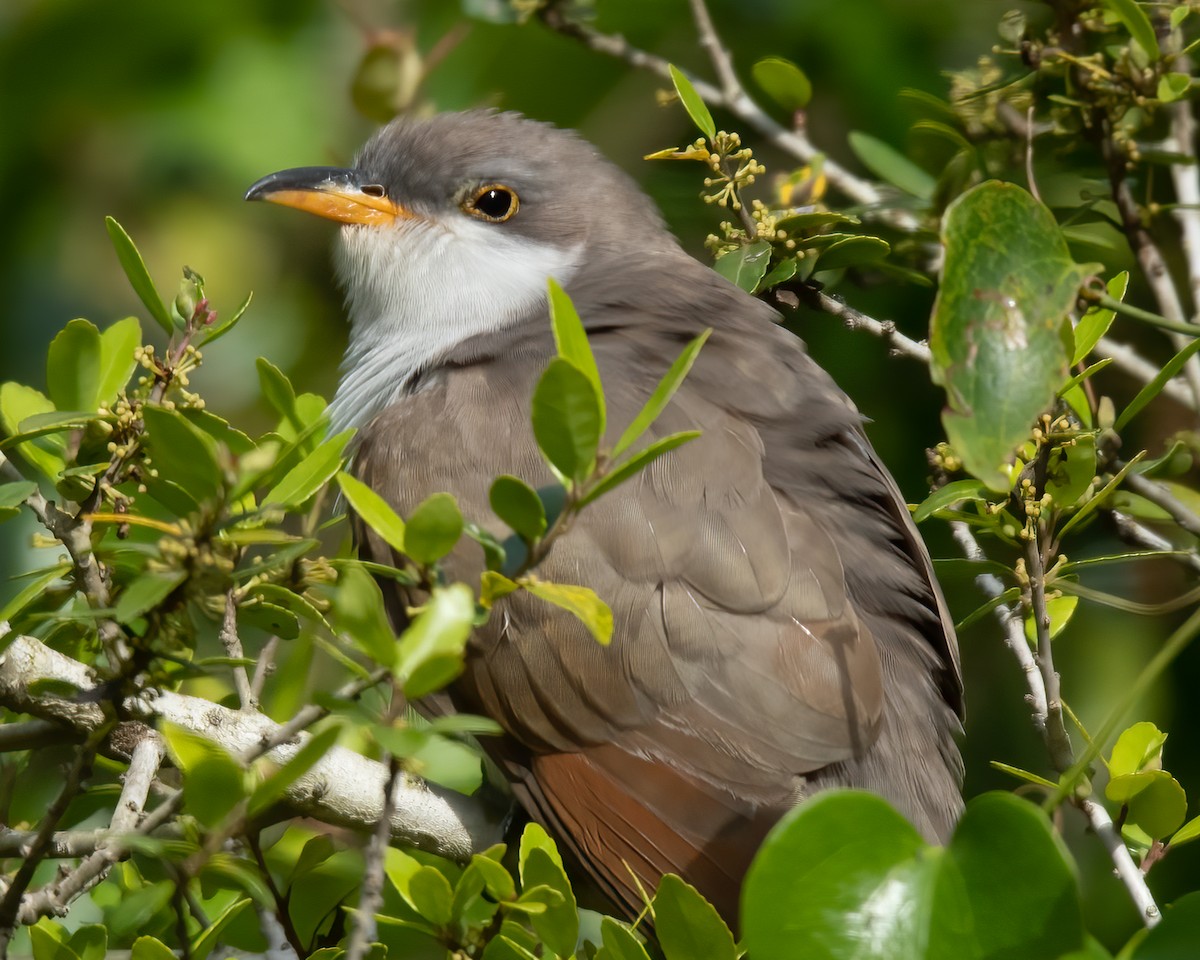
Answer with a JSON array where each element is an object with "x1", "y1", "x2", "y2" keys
[{"x1": 246, "y1": 110, "x2": 964, "y2": 923}]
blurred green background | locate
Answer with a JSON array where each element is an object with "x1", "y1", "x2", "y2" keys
[{"x1": 1, "y1": 0, "x2": 1197, "y2": 947}]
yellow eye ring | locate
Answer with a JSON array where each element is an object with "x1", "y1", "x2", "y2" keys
[{"x1": 463, "y1": 184, "x2": 519, "y2": 223}]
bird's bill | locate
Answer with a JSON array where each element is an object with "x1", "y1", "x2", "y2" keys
[{"x1": 244, "y1": 166, "x2": 413, "y2": 226}]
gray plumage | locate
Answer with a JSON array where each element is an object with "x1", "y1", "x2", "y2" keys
[{"x1": 248, "y1": 110, "x2": 964, "y2": 924}]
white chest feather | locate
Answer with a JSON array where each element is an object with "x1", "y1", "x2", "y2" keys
[{"x1": 328, "y1": 218, "x2": 582, "y2": 435}]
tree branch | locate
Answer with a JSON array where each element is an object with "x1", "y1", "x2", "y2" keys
[
  {"x1": 535, "y1": 1, "x2": 913, "y2": 223},
  {"x1": 949, "y1": 520, "x2": 1162, "y2": 926},
  {"x1": 0, "y1": 634, "x2": 500, "y2": 864}
]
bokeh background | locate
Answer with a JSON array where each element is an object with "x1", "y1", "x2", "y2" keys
[{"x1": 2, "y1": 0, "x2": 1197, "y2": 948}]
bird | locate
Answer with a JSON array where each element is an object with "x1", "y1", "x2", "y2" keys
[{"x1": 246, "y1": 109, "x2": 964, "y2": 925}]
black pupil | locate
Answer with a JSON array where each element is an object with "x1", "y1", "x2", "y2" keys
[{"x1": 475, "y1": 188, "x2": 512, "y2": 219}]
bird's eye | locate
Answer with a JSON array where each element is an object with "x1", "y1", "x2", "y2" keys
[
  {"x1": 464, "y1": 184, "x2": 519, "y2": 223},
  {"x1": 360, "y1": 184, "x2": 386, "y2": 198}
]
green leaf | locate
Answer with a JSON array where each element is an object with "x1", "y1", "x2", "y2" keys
[
  {"x1": 160, "y1": 722, "x2": 247, "y2": 828},
  {"x1": 1131, "y1": 892, "x2": 1200, "y2": 959},
  {"x1": 931, "y1": 182, "x2": 1083, "y2": 491},
  {"x1": 249, "y1": 724, "x2": 342, "y2": 815},
  {"x1": 1158, "y1": 73, "x2": 1191, "y2": 103},
  {"x1": 912, "y1": 479, "x2": 992, "y2": 523},
  {"x1": 105, "y1": 218, "x2": 174, "y2": 335},
  {"x1": 490, "y1": 475, "x2": 547, "y2": 541},
  {"x1": 580, "y1": 431, "x2": 701, "y2": 508},
  {"x1": 404, "y1": 492, "x2": 464, "y2": 566},
  {"x1": 524, "y1": 580, "x2": 613, "y2": 645},
  {"x1": 67, "y1": 925, "x2": 107, "y2": 960},
  {"x1": 742, "y1": 791, "x2": 933, "y2": 960},
  {"x1": 198, "y1": 290, "x2": 253, "y2": 347},
  {"x1": 654, "y1": 874, "x2": 736, "y2": 960},
  {"x1": 547, "y1": 278, "x2": 604, "y2": 436},
  {"x1": 532, "y1": 358, "x2": 603, "y2": 484},
  {"x1": 668, "y1": 64, "x2": 715, "y2": 139},
  {"x1": 1103, "y1": 0, "x2": 1160, "y2": 60},
  {"x1": 1023, "y1": 594, "x2": 1079, "y2": 643},
  {"x1": 760, "y1": 257, "x2": 799, "y2": 290},
  {"x1": 613, "y1": 330, "x2": 710, "y2": 458},
  {"x1": 1109, "y1": 721, "x2": 1167, "y2": 778},
  {"x1": 31, "y1": 922, "x2": 80, "y2": 960},
  {"x1": 47, "y1": 319, "x2": 103, "y2": 413},
  {"x1": 115, "y1": 569, "x2": 187, "y2": 623},
  {"x1": 182, "y1": 408, "x2": 256, "y2": 455},
  {"x1": 256, "y1": 357, "x2": 301, "y2": 432},
  {"x1": 264, "y1": 429, "x2": 353, "y2": 508},
  {"x1": 815, "y1": 235, "x2": 891, "y2": 272},
  {"x1": 338, "y1": 472, "x2": 406, "y2": 553},
  {"x1": 0, "y1": 562, "x2": 72, "y2": 626},
  {"x1": 396, "y1": 583, "x2": 475, "y2": 697},
  {"x1": 598, "y1": 918, "x2": 653, "y2": 960},
  {"x1": 751, "y1": 56, "x2": 812, "y2": 111},
  {"x1": 848, "y1": 131, "x2": 935, "y2": 200},
  {"x1": 96, "y1": 317, "x2": 142, "y2": 405},
  {"x1": 1171, "y1": 815, "x2": 1200, "y2": 847},
  {"x1": 1109, "y1": 771, "x2": 1187, "y2": 839},
  {"x1": 938, "y1": 792, "x2": 1083, "y2": 959},
  {"x1": 141, "y1": 405, "x2": 224, "y2": 503},
  {"x1": 520, "y1": 836, "x2": 578, "y2": 958},
  {"x1": 409, "y1": 866, "x2": 455, "y2": 926},
  {"x1": 237, "y1": 598, "x2": 301, "y2": 640},
  {"x1": 406, "y1": 733, "x2": 484, "y2": 793},
  {"x1": 714, "y1": 240, "x2": 772, "y2": 292},
  {"x1": 0, "y1": 382, "x2": 65, "y2": 478},
  {"x1": 1116, "y1": 336, "x2": 1200, "y2": 432},
  {"x1": 1074, "y1": 272, "x2": 1128, "y2": 364},
  {"x1": 190, "y1": 898, "x2": 252, "y2": 960},
  {"x1": 0, "y1": 480, "x2": 37, "y2": 509},
  {"x1": 327, "y1": 561, "x2": 395, "y2": 665}
]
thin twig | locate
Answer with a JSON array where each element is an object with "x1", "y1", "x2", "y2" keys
[
  {"x1": 1024, "y1": 533, "x2": 1074, "y2": 772},
  {"x1": 0, "y1": 727, "x2": 108, "y2": 947},
  {"x1": 250, "y1": 636, "x2": 281, "y2": 703},
  {"x1": 0, "y1": 719, "x2": 76, "y2": 753},
  {"x1": 536, "y1": 2, "x2": 916, "y2": 225},
  {"x1": 1119, "y1": 468, "x2": 1200, "y2": 539},
  {"x1": 805, "y1": 288, "x2": 932, "y2": 363},
  {"x1": 345, "y1": 755, "x2": 401, "y2": 960},
  {"x1": 220, "y1": 589, "x2": 256, "y2": 712},
  {"x1": 1082, "y1": 798, "x2": 1161, "y2": 926},
  {"x1": 15, "y1": 737, "x2": 166, "y2": 926},
  {"x1": 1168, "y1": 53, "x2": 1200, "y2": 319},
  {"x1": 951, "y1": 518, "x2": 1163, "y2": 926}
]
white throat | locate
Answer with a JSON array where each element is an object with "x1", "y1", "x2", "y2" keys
[{"x1": 328, "y1": 218, "x2": 583, "y2": 435}]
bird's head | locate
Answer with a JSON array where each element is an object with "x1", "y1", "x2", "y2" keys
[{"x1": 246, "y1": 110, "x2": 668, "y2": 431}]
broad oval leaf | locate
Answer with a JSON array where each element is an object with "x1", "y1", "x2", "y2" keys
[
  {"x1": 742, "y1": 791, "x2": 932, "y2": 960},
  {"x1": 654, "y1": 874, "x2": 736, "y2": 960},
  {"x1": 490, "y1": 475, "x2": 547, "y2": 541},
  {"x1": 913, "y1": 479, "x2": 992, "y2": 523},
  {"x1": 404, "y1": 491, "x2": 464, "y2": 566},
  {"x1": 933, "y1": 792, "x2": 1083, "y2": 960},
  {"x1": 752, "y1": 56, "x2": 812, "y2": 111},
  {"x1": 1109, "y1": 721, "x2": 1167, "y2": 778},
  {"x1": 97, "y1": 316, "x2": 142, "y2": 407},
  {"x1": 396, "y1": 583, "x2": 475, "y2": 697},
  {"x1": 47, "y1": 319, "x2": 103, "y2": 413},
  {"x1": 1131, "y1": 892, "x2": 1200, "y2": 959},
  {"x1": 160, "y1": 722, "x2": 247, "y2": 828},
  {"x1": 141, "y1": 405, "x2": 224, "y2": 503},
  {"x1": 931, "y1": 182, "x2": 1083, "y2": 491},
  {"x1": 115, "y1": 569, "x2": 187, "y2": 623},
  {"x1": 714, "y1": 241, "x2": 772, "y2": 293},
  {"x1": 1103, "y1": 0, "x2": 1159, "y2": 61},
  {"x1": 532, "y1": 358, "x2": 603, "y2": 484},
  {"x1": 814, "y1": 235, "x2": 891, "y2": 272}
]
